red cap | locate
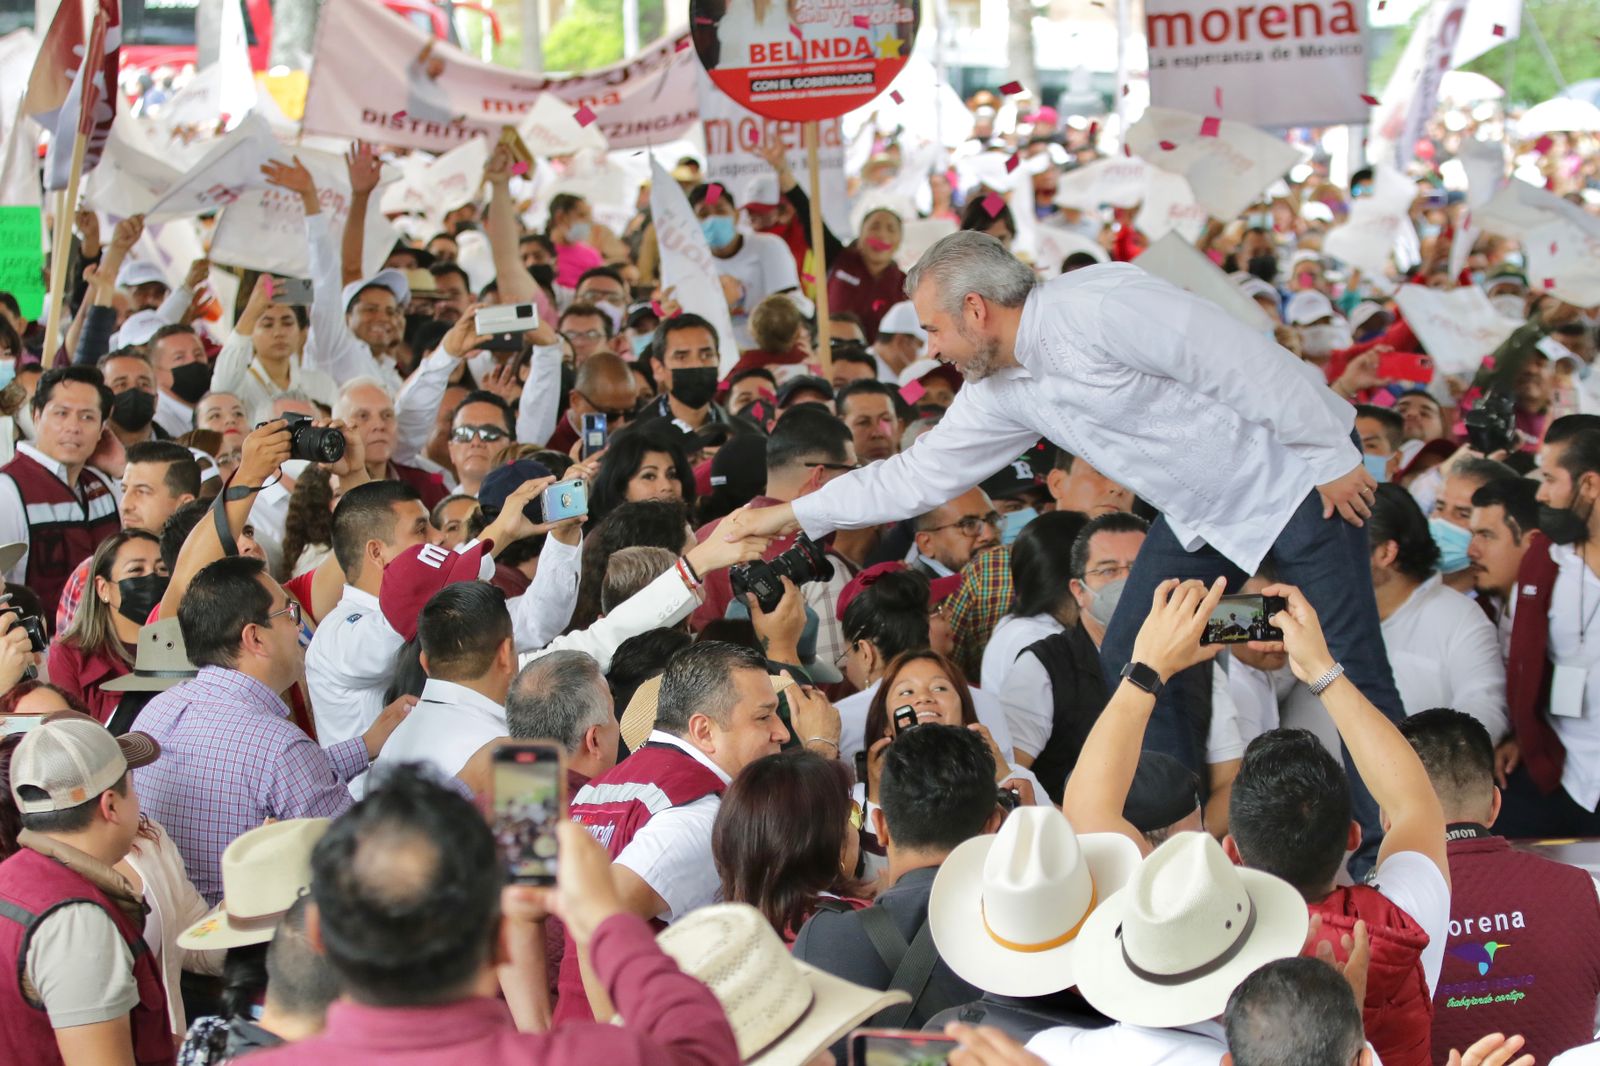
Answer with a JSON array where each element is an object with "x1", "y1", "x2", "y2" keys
[
  {"x1": 835, "y1": 562, "x2": 961, "y2": 621},
  {"x1": 380, "y1": 541, "x2": 494, "y2": 642}
]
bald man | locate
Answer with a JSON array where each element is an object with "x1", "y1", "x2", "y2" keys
[
  {"x1": 545, "y1": 351, "x2": 639, "y2": 455},
  {"x1": 334, "y1": 378, "x2": 449, "y2": 507}
]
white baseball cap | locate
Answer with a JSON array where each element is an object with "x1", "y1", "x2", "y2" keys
[
  {"x1": 10, "y1": 715, "x2": 158, "y2": 813},
  {"x1": 112, "y1": 309, "x2": 167, "y2": 349},
  {"x1": 116, "y1": 260, "x2": 169, "y2": 290},
  {"x1": 1284, "y1": 289, "x2": 1336, "y2": 326},
  {"x1": 876, "y1": 301, "x2": 927, "y2": 343},
  {"x1": 340, "y1": 268, "x2": 411, "y2": 312}
]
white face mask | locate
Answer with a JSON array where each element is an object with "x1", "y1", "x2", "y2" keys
[
  {"x1": 1490, "y1": 294, "x2": 1526, "y2": 320},
  {"x1": 1299, "y1": 320, "x2": 1353, "y2": 358}
]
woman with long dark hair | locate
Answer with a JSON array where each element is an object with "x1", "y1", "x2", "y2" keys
[
  {"x1": 48, "y1": 529, "x2": 166, "y2": 722},
  {"x1": 586, "y1": 421, "x2": 698, "y2": 528},
  {"x1": 713, "y1": 751, "x2": 868, "y2": 942},
  {"x1": 981, "y1": 510, "x2": 1087, "y2": 695}
]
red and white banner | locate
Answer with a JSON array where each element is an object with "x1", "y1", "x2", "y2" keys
[
  {"x1": 1143, "y1": 0, "x2": 1367, "y2": 128},
  {"x1": 1370, "y1": 0, "x2": 1467, "y2": 169},
  {"x1": 28, "y1": 0, "x2": 120, "y2": 190},
  {"x1": 302, "y1": 0, "x2": 698, "y2": 152}
]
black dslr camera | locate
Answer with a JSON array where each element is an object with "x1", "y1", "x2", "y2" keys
[
  {"x1": 0, "y1": 605, "x2": 47, "y2": 653},
  {"x1": 1463, "y1": 389, "x2": 1518, "y2": 456},
  {"x1": 257, "y1": 412, "x2": 347, "y2": 464},
  {"x1": 729, "y1": 534, "x2": 834, "y2": 613}
]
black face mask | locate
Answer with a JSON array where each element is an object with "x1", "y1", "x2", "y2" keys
[
  {"x1": 1247, "y1": 255, "x2": 1279, "y2": 283},
  {"x1": 116, "y1": 573, "x2": 169, "y2": 625},
  {"x1": 529, "y1": 263, "x2": 557, "y2": 289},
  {"x1": 1539, "y1": 498, "x2": 1593, "y2": 546},
  {"x1": 168, "y1": 361, "x2": 213, "y2": 406},
  {"x1": 111, "y1": 388, "x2": 156, "y2": 432},
  {"x1": 669, "y1": 366, "x2": 719, "y2": 410}
]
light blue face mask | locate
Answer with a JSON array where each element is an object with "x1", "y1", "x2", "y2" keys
[
  {"x1": 630, "y1": 332, "x2": 653, "y2": 357},
  {"x1": 700, "y1": 215, "x2": 736, "y2": 249},
  {"x1": 1428, "y1": 517, "x2": 1472, "y2": 574},
  {"x1": 1362, "y1": 453, "x2": 1391, "y2": 483},
  {"x1": 0, "y1": 358, "x2": 13, "y2": 392},
  {"x1": 998, "y1": 507, "x2": 1037, "y2": 546},
  {"x1": 566, "y1": 219, "x2": 592, "y2": 243}
]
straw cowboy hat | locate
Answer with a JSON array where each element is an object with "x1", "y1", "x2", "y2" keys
[
  {"x1": 656, "y1": 903, "x2": 909, "y2": 1066},
  {"x1": 928, "y1": 806, "x2": 1141, "y2": 998},
  {"x1": 177, "y1": 819, "x2": 329, "y2": 951},
  {"x1": 619, "y1": 672, "x2": 796, "y2": 753},
  {"x1": 1072, "y1": 831, "x2": 1309, "y2": 1029},
  {"x1": 102, "y1": 618, "x2": 197, "y2": 693}
]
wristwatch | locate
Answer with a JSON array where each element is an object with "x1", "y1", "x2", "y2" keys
[{"x1": 1120, "y1": 661, "x2": 1165, "y2": 696}]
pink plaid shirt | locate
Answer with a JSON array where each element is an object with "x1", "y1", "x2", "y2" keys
[
  {"x1": 54, "y1": 556, "x2": 91, "y2": 635},
  {"x1": 133, "y1": 666, "x2": 369, "y2": 903}
]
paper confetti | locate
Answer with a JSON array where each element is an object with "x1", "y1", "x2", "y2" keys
[
  {"x1": 872, "y1": 299, "x2": 886, "y2": 312},
  {"x1": 573, "y1": 104, "x2": 596, "y2": 127},
  {"x1": 1088, "y1": 121, "x2": 1099, "y2": 139},
  {"x1": 801, "y1": 272, "x2": 816, "y2": 284},
  {"x1": 1199, "y1": 116, "x2": 1221, "y2": 138},
  {"x1": 705, "y1": 183, "x2": 723, "y2": 206},
  {"x1": 999, "y1": 80, "x2": 1023, "y2": 95},
  {"x1": 899, "y1": 379, "x2": 926, "y2": 404},
  {"x1": 1492, "y1": 22, "x2": 1505, "y2": 36},
  {"x1": 1005, "y1": 154, "x2": 1020, "y2": 173},
  {"x1": 676, "y1": 37, "x2": 691, "y2": 51},
  {"x1": 393, "y1": 110, "x2": 408, "y2": 120},
  {"x1": 981, "y1": 192, "x2": 1005, "y2": 217},
  {"x1": 510, "y1": 161, "x2": 529, "y2": 176},
  {"x1": 693, "y1": 15, "x2": 713, "y2": 23},
  {"x1": 1552, "y1": 241, "x2": 1560, "y2": 255},
  {"x1": 1158, "y1": 140, "x2": 1176, "y2": 151},
  {"x1": 1535, "y1": 135, "x2": 1554, "y2": 153},
  {"x1": 1544, "y1": 278, "x2": 1557, "y2": 290},
  {"x1": 1360, "y1": 93, "x2": 1379, "y2": 106},
  {"x1": 1214, "y1": 87, "x2": 1222, "y2": 110},
  {"x1": 891, "y1": 90, "x2": 904, "y2": 104},
  {"x1": 1121, "y1": 84, "x2": 1130, "y2": 97},
  {"x1": 852, "y1": 14, "x2": 870, "y2": 27}
]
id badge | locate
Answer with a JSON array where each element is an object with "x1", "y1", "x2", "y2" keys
[{"x1": 1551, "y1": 663, "x2": 1589, "y2": 719}]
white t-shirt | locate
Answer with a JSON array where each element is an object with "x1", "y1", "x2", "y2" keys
[
  {"x1": 613, "y1": 731, "x2": 731, "y2": 922},
  {"x1": 1554, "y1": 1040, "x2": 1600, "y2": 1065},
  {"x1": 1380, "y1": 575, "x2": 1509, "y2": 741},
  {"x1": 980, "y1": 613, "x2": 1063, "y2": 698},
  {"x1": 712, "y1": 231, "x2": 812, "y2": 350},
  {"x1": 1027, "y1": 1020, "x2": 1228, "y2": 1066},
  {"x1": 1369, "y1": 849, "x2": 1453, "y2": 995},
  {"x1": 26, "y1": 903, "x2": 138, "y2": 1027}
]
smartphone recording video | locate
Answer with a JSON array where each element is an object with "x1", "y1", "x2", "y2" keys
[
  {"x1": 849, "y1": 1029, "x2": 958, "y2": 1066},
  {"x1": 1200, "y1": 593, "x2": 1286, "y2": 646},
  {"x1": 490, "y1": 741, "x2": 564, "y2": 885}
]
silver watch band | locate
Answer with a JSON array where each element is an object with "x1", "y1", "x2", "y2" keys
[{"x1": 1309, "y1": 662, "x2": 1346, "y2": 696}]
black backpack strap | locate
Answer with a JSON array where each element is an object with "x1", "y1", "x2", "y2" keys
[{"x1": 859, "y1": 906, "x2": 939, "y2": 1029}]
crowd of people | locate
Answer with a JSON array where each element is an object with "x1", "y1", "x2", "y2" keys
[{"x1": 5, "y1": 77, "x2": 1600, "y2": 1066}]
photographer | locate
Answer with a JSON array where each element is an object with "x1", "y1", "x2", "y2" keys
[{"x1": 0, "y1": 604, "x2": 41, "y2": 699}]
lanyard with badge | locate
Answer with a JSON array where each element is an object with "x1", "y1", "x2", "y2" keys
[{"x1": 1553, "y1": 547, "x2": 1600, "y2": 719}]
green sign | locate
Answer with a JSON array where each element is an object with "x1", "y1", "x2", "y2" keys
[{"x1": 0, "y1": 206, "x2": 46, "y2": 321}]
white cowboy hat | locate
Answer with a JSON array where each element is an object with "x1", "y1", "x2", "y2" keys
[
  {"x1": 656, "y1": 903, "x2": 910, "y2": 1066},
  {"x1": 928, "y1": 807, "x2": 1141, "y2": 998},
  {"x1": 177, "y1": 818, "x2": 329, "y2": 951},
  {"x1": 1072, "y1": 831, "x2": 1308, "y2": 1029}
]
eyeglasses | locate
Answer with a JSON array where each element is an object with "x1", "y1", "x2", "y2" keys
[
  {"x1": 925, "y1": 512, "x2": 1002, "y2": 537},
  {"x1": 812, "y1": 461, "x2": 860, "y2": 473},
  {"x1": 451, "y1": 424, "x2": 509, "y2": 444},
  {"x1": 264, "y1": 600, "x2": 302, "y2": 628},
  {"x1": 577, "y1": 290, "x2": 626, "y2": 307},
  {"x1": 562, "y1": 329, "x2": 607, "y2": 344},
  {"x1": 1084, "y1": 563, "x2": 1134, "y2": 582},
  {"x1": 576, "y1": 392, "x2": 634, "y2": 421}
]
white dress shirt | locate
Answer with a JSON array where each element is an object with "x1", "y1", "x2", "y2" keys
[
  {"x1": 792, "y1": 265, "x2": 1359, "y2": 573},
  {"x1": 1380, "y1": 575, "x2": 1509, "y2": 741},
  {"x1": 1546, "y1": 545, "x2": 1600, "y2": 812},
  {"x1": 305, "y1": 585, "x2": 404, "y2": 747},
  {"x1": 211, "y1": 332, "x2": 338, "y2": 420},
  {"x1": 504, "y1": 536, "x2": 582, "y2": 654},
  {"x1": 519, "y1": 563, "x2": 697, "y2": 672},
  {"x1": 375, "y1": 677, "x2": 506, "y2": 780},
  {"x1": 302, "y1": 215, "x2": 404, "y2": 397},
  {"x1": 612, "y1": 730, "x2": 730, "y2": 922},
  {"x1": 1224, "y1": 656, "x2": 1341, "y2": 758},
  {"x1": 1029, "y1": 1021, "x2": 1386, "y2": 1066},
  {"x1": 153, "y1": 391, "x2": 194, "y2": 439},
  {"x1": 981, "y1": 612, "x2": 1063, "y2": 696},
  {"x1": 0, "y1": 442, "x2": 121, "y2": 586}
]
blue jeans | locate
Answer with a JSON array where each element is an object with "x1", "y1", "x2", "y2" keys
[{"x1": 1099, "y1": 487, "x2": 1404, "y2": 877}]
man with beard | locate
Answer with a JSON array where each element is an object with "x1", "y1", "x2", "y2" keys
[
  {"x1": 727, "y1": 231, "x2": 1402, "y2": 873},
  {"x1": 1498, "y1": 419, "x2": 1600, "y2": 837}
]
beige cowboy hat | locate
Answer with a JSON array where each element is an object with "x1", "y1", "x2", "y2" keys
[
  {"x1": 928, "y1": 806, "x2": 1141, "y2": 998},
  {"x1": 656, "y1": 903, "x2": 910, "y2": 1066},
  {"x1": 1071, "y1": 831, "x2": 1309, "y2": 1029},
  {"x1": 619, "y1": 672, "x2": 795, "y2": 753},
  {"x1": 102, "y1": 618, "x2": 198, "y2": 693},
  {"x1": 177, "y1": 818, "x2": 329, "y2": 951},
  {"x1": 0, "y1": 542, "x2": 24, "y2": 573}
]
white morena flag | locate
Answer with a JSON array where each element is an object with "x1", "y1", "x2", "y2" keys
[
  {"x1": 1323, "y1": 165, "x2": 1418, "y2": 280},
  {"x1": 84, "y1": 112, "x2": 184, "y2": 217},
  {"x1": 211, "y1": 144, "x2": 400, "y2": 280},
  {"x1": 516, "y1": 92, "x2": 607, "y2": 157},
  {"x1": 379, "y1": 137, "x2": 489, "y2": 225},
  {"x1": 1447, "y1": 136, "x2": 1507, "y2": 278},
  {"x1": 1135, "y1": 232, "x2": 1274, "y2": 333},
  {"x1": 1126, "y1": 108, "x2": 1301, "y2": 221},
  {"x1": 1392, "y1": 284, "x2": 1520, "y2": 375},
  {"x1": 1452, "y1": 0, "x2": 1521, "y2": 67},
  {"x1": 1053, "y1": 157, "x2": 1148, "y2": 212},
  {"x1": 218, "y1": 0, "x2": 255, "y2": 127},
  {"x1": 1136, "y1": 169, "x2": 1207, "y2": 244},
  {"x1": 0, "y1": 31, "x2": 40, "y2": 207},
  {"x1": 145, "y1": 112, "x2": 280, "y2": 220},
  {"x1": 1370, "y1": 0, "x2": 1468, "y2": 169},
  {"x1": 1031, "y1": 223, "x2": 1108, "y2": 281},
  {"x1": 649, "y1": 154, "x2": 740, "y2": 378},
  {"x1": 1476, "y1": 178, "x2": 1600, "y2": 306}
]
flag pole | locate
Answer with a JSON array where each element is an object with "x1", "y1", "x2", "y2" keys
[
  {"x1": 42, "y1": 8, "x2": 107, "y2": 358},
  {"x1": 804, "y1": 120, "x2": 831, "y2": 381}
]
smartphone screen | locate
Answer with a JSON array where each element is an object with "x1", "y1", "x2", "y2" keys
[
  {"x1": 490, "y1": 742, "x2": 564, "y2": 885},
  {"x1": 270, "y1": 278, "x2": 314, "y2": 305},
  {"x1": 581, "y1": 414, "x2": 608, "y2": 458},
  {"x1": 849, "y1": 1030, "x2": 958, "y2": 1066},
  {"x1": 540, "y1": 478, "x2": 589, "y2": 523},
  {"x1": 1200, "y1": 593, "x2": 1287, "y2": 646},
  {"x1": 893, "y1": 706, "x2": 918, "y2": 733}
]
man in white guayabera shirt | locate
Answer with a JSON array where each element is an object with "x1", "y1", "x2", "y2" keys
[{"x1": 725, "y1": 230, "x2": 1404, "y2": 873}]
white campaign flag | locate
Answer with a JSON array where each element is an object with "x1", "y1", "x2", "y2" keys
[
  {"x1": 211, "y1": 144, "x2": 400, "y2": 280},
  {"x1": 1448, "y1": 136, "x2": 1506, "y2": 277},
  {"x1": 1371, "y1": 0, "x2": 1468, "y2": 169},
  {"x1": 1393, "y1": 284, "x2": 1520, "y2": 375},
  {"x1": 378, "y1": 138, "x2": 489, "y2": 224},
  {"x1": 1323, "y1": 165, "x2": 1417, "y2": 280},
  {"x1": 145, "y1": 112, "x2": 279, "y2": 220},
  {"x1": 1136, "y1": 169, "x2": 1208, "y2": 244},
  {"x1": 1452, "y1": 0, "x2": 1521, "y2": 67},
  {"x1": 1135, "y1": 232, "x2": 1274, "y2": 332},
  {"x1": 84, "y1": 113, "x2": 183, "y2": 216},
  {"x1": 217, "y1": 0, "x2": 255, "y2": 126},
  {"x1": 516, "y1": 93, "x2": 608, "y2": 157},
  {"x1": 1127, "y1": 108, "x2": 1302, "y2": 221},
  {"x1": 1476, "y1": 178, "x2": 1600, "y2": 306},
  {"x1": 0, "y1": 31, "x2": 37, "y2": 206},
  {"x1": 649, "y1": 155, "x2": 740, "y2": 377},
  {"x1": 1054, "y1": 157, "x2": 1148, "y2": 212},
  {"x1": 1031, "y1": 223, "x2": 1107, "y2": 280}
]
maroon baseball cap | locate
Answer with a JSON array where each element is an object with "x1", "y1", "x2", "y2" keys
[
  {"x1": 380, "y1": 541, "x2": 495, "y2": 642},
  {"x1": 835, "y1": 561, "x2": 960, "y2": 621}
]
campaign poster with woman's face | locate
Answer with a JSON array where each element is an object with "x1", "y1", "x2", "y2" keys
[{"x1": 689, "y1": 0, "x2": 919, "y2": 122}]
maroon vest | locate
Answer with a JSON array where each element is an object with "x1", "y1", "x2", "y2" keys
[
  {"x1": 1506, "y1": 534, "x2": 1564, "y2": 793},
  {"x1": 554, "y1": 742, "x2": 726, "y2": 1023},
  {"x1": 389, "y1": 461, "x2": 448, "y2": 510},
  {"x1": 0, "y1": 450, "x2": 120, "y2": 623},
  {"x1": 1308, "y1": 883, "x2": 1432, "y2": 1066},
  {"x1": 0, "y1": 847, "x2": 174, "y2": 1066},
  {"x1": 1429, "y1": 827, "x2": 1600, "y2": 1064}
]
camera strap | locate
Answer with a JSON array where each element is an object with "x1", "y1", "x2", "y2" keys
[{"x1": 209, "y1": 476, "x2": 269, "y2": 558}]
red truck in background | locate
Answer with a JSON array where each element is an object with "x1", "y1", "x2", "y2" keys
[{"x1": 0, "y1": 0, "x2": 501, "y2": 73}]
